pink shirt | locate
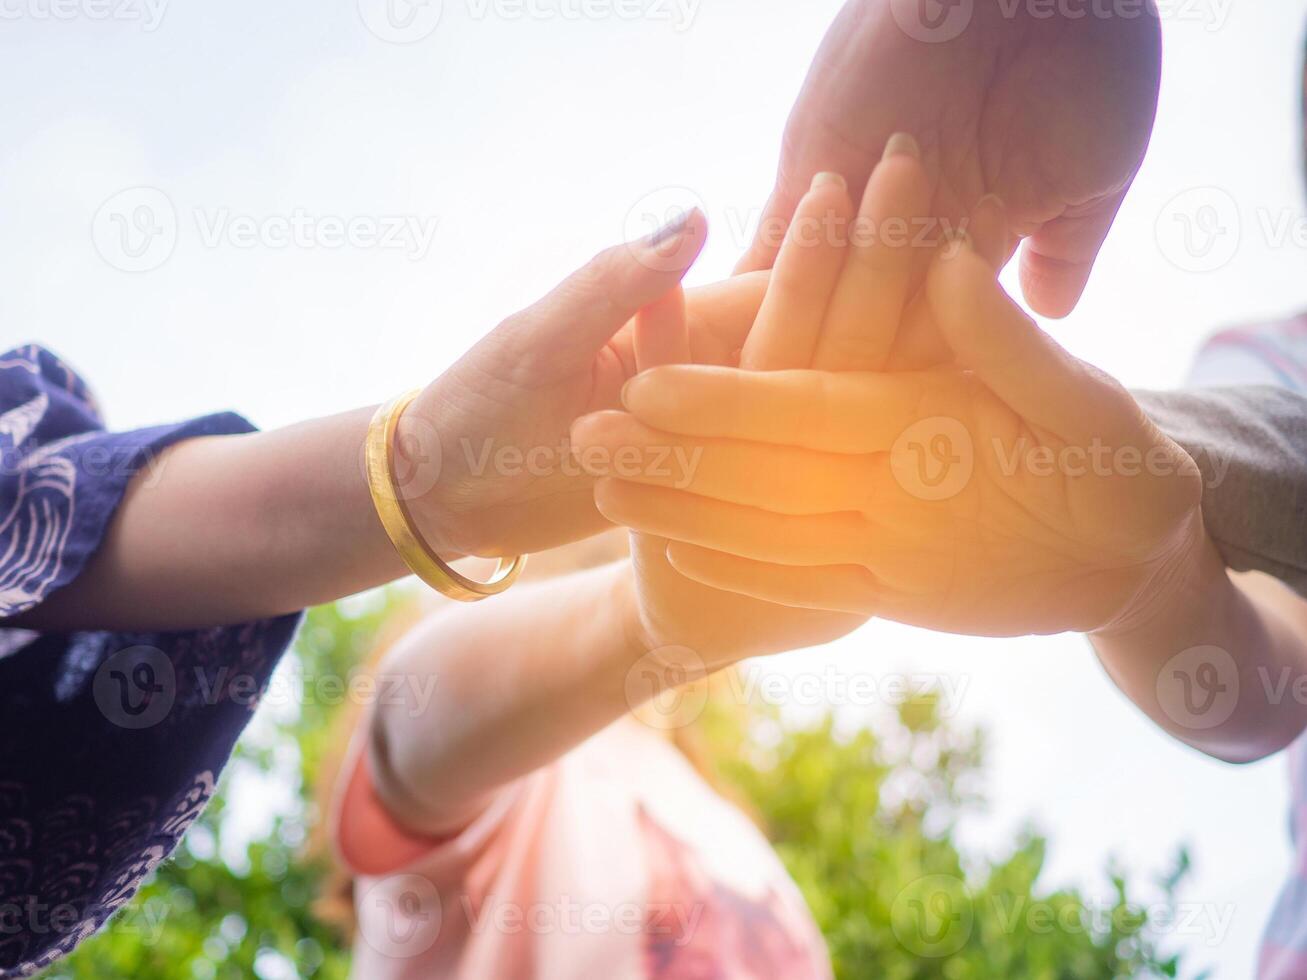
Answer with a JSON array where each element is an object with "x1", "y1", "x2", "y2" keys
[
  {"x1": 333, "y1": 717, "x2": 832, "y2": 980},
  {"x1": 1190, "y1": 318, "x2": 1307, "y2": 978}
]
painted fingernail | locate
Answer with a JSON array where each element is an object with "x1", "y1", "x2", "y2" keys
[
  {"x1": 646, "y1": 209, "x2": 693, "y2": 248},
  {"x1": 884, "y1": 132, "x2": 921, "y2": 161},
  {"x1": 810, "y1": 171, "x2": 847, "y2": 192}
]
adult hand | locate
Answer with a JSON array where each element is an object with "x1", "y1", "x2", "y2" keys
[
  {"x1": 618, "y1": 279, "x2": 866, "y2": 671},
  {"x1": 400, "y1": 212, "x2": 769, "y2": 559},
  {"x1": 739, "y1": 0, "x2": 1162, "y2": 318},
  {"x1": 576, "y1": 233, "x2": 1206, "y2": 638}
]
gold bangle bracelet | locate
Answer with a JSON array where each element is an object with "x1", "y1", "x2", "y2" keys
[{"x1": 365, "y1": 390, "x2": 527, "y2": 602}]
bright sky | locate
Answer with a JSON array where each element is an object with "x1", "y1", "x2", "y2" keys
[{"x1": 2, "y1": 1, "x2": 1304, "y2": 975}]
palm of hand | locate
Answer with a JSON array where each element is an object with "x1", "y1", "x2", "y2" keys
[{"x1": 872, "y1": 372, "x2": 1203, "y2": 636}]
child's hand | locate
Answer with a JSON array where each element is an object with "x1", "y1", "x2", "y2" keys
[
  {"x1": 600, "y1": 195, "x2": 866, "y2": 670},
  {"x1": 575, "y1": 155, "x2": 1208, "y2": 638}
]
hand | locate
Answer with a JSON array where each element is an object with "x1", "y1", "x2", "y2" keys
[
  {"x1": 577, "y1": 210, "x2": 1206, "y2": 638},
  {"x1": 613, "y1": 264, "x2": 865, "y2": 671},
  {"x1": 398, "y1": 211, "x2": 770, "y2": 560},
  {"x1": 741, "y1": 0, "x2": 1161, "y2": 318}
]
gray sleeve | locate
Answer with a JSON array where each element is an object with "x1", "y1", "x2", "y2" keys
[{"x1": 1134, "y1": 386, "x2": 1307, "y2": 596}]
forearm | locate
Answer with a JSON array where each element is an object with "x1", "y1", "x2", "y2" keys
[
  {"x1": 1091, "y1": 531, "x2": 1307, "y2": 763},
  {"x1": 370, "y1": 562, "x2": 645, "y2": 836},
  {"x1": 14, "y1": 407, "x2": 408, "y2": 632}
]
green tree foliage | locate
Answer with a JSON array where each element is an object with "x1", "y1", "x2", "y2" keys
[{"x1": 44, "y1": 598, "x2": 1189, "y2": 979}]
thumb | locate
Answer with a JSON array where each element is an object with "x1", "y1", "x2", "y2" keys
[
  {"x1": 928, "y1": 232, "x2": 1130, "y2": 442},
  {"x1": 1018, "y1": 189, "x2": 1126, "y2": 319},
  {"x1": 500, "y1": 209, "x2": 707, "y2": 370}
]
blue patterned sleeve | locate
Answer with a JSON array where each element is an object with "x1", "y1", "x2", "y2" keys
[{"x1": 0, "y1": 345, "x2": 303, "y2": 976}]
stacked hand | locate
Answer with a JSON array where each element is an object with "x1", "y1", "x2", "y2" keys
[
  {"x1": 742, "y1": 0, "x2": 1162, "y2": 319},
  {"x1": 395, "y1": 212, "x2": 771, "y2": 560},
  {"x1": 608, "y1": 230, "x2": 866, "y2": 671},
  {"x1": 573, "y1": 141, "x2": 1208, "y2": 639}
]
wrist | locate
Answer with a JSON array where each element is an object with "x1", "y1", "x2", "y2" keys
[
  {"x1": 608, "y1": 560, "x2": 656, "y2": 663},
  {"x1": 1091, "y1": 511, "x2": 1224, "y2": 643}
]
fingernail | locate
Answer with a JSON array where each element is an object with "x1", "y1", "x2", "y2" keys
[
  {"x1": 645, "y1": 209, "x2": 693, "y2": 249},
  {"x1": 884, "y1": 132, "x2": 921, "y2": 161},
  {"x1": 810, "y1": 171, "x2": 846, "y2": 192},
  {"x1": 620, "y1": 374, "x2": 642, "y2": 409}
]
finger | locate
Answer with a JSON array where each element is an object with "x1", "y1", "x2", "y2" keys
[
  {"x1": 634, "y1": 285, "x2": 690, "y2": 372},
  {"x1": 1018, "y1": 190, "x2": 1126, "y2": 320},
  {"x1": 812, "y1": 134, "x2": 931, "y2": 372},
  {"x1": 734, "y1": 185, "x2": 800, "y2": 275},
  {"x1": 884, "y1": 194, "x2": 1012, "y2": 372},
  {"x1": 683, "y1": 271, "x2": 770, "y2": 366},
  {"x1": 883, "y1": 294, "x2": 949, "y2": 372},
  {"x1": 501, "y1": 209, "x2": 707, "y2": 372},
  {"x1": 740, "y1": 173, "x2": 855, "y2": 371},
  {"x1": 620, "y1": 365, "x2": 938, "y2": 454},
  {"x1": 928, "y1": 231, "x2": 1135, "y2": 443},
  {"x1": 593, "y1": 479, "x2": 874, "y2": 568},
  {"x1": 665, "y1": 542, "x2": 882, "y2": 617},
  {"x1": 571, "y1": 410, "x2": 893, "y2": 514}
]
